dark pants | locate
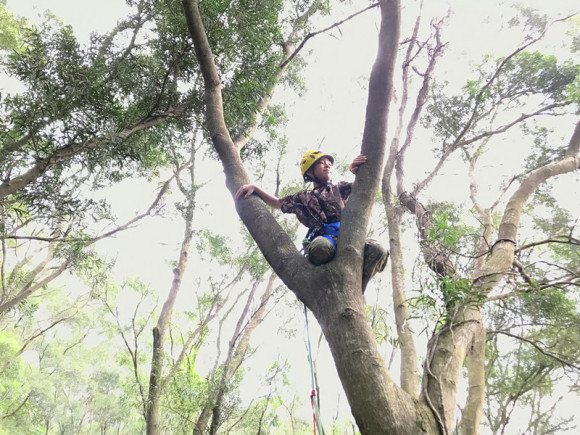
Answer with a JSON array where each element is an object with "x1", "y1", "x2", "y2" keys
[{"x1": 306, "y1": 237, "x2": 389, "y2": 292}]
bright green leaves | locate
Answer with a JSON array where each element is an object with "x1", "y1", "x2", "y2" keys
[
  {"x1": 439, "y1": 276, "x2": 485, "y2": 310},
  {"x1": 423, "y1": 50, "x2": 579, "y2": 150},
  {"x1": 0, "y1": 1, "x2": 26, "y2": 53},
  {"x1": 495, "y1": 51, "x2": 580, "y2": 103},
  {"x1": 428, "y1": 212, "x2": 462, "y2": 250},
  {"x1": 411, "y1": 276, "x2": 486, "y2": 327},
  {"x1": 196, "y1": 229, "x2": 269, "y2": 278},
  {"x1": 197, "y1": 230, "x2": 235, "y2": 265}
]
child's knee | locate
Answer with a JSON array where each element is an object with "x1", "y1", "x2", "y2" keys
[
  {"x1": 307, "y1": 236, "x2": 336, "y2": 265},
  {"x1": 364, "y1": 239, "x2": 389, "y2": 272}
]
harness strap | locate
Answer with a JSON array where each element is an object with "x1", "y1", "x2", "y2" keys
[{"x1": 306, "y1": 221, "x2": 340, "y2": 249}]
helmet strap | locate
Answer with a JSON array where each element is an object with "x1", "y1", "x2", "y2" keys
[{"x1": 306, "y1": 171, "x2": 330, "y2": 187}]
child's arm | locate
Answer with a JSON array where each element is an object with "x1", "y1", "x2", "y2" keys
[
  {"x1": 349, "y1": 154, "x2": 367, "y2": 173},
  {"x1": 235, "y1": 184, "x2": 281, "y2": 209}
]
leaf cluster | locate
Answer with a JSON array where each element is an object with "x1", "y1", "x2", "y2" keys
[
  {"x1": 423, "y1": 50, "x2": 579, "y2": 151},
  {"x1": 199, "y1": 0, "x2": 286, "y2": 139}
]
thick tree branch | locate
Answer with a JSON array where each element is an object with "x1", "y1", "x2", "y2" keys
[
  {"x1": 0, "y1": 106, "x2": 184, "y2": 200},
  {"x1": 183, "y1": 0, "x2": 313, "y2": 303},
  {"x1": 476, "y1": 120, "x2": 580, "y2": 286}
]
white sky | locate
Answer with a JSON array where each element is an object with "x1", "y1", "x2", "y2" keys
[{"x1": 4, "y1": 0, "x2": 580, "y2": 432}]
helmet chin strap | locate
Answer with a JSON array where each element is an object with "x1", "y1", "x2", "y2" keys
[
  {"x1": 306, "y1": 169, "x2": 330, "y2": 186},
  {"x1": 311, "y1": 175, "x2": 331, "y2": 186}
]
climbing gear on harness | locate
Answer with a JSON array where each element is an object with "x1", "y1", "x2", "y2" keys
[
  {"x1": 304, "y1": 305, "x2": 323, "y2": 435},
  {"x1": 300, "y1": 150, "x2": 334, "y2": 182},
  {"x1": 303, "y1": 222, "x2": 340, "y2": 265},
  {"x1": 306, "y1": 221, "x2": 340, "y2": 249}
]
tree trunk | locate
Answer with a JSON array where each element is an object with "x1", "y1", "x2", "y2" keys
[
  {"x1": 313, "y1": 288, "x2": 437, "y2": 433},
  {"x1": 422, "y1": 307, "x2": 483, "y2": 434},
  {"x1": 458, "y1": 324, "x2": 486, "y2": 435},
  {"x1": 385, "y1": 198, "x2": 418, "y2": 395},
  {"x1": 146, "y1": 155, "x2": 198, "y2": 433},
  {"x1": 422, "y1": 122, "x2": 580, "y2": 433},
  {"x1": 146, "y1": 249, "x2": 190, "y2": 435}
]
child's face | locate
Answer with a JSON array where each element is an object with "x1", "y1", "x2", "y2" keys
[{"x1": 312, "y1": 157, "x2": 332, "y2": 183}]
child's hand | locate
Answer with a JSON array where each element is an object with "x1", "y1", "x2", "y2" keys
[
  {"x1": 235, "y1": 184, "x2": 256, "y2": 199},
  {"x1": 349, "y1": 154, "x2": 367, "y2": 174}
]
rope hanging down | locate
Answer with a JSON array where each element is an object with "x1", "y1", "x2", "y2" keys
[{"x1": 304, "y1": 304, "x2": 324, "y2": 435}]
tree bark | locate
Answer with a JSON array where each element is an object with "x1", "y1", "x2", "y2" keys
[{"x1": 458, "y1": 324, "x2": 486, "y2": 435}]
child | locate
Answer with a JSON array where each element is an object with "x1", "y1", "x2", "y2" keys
[{"x1": 235, "y1": 150, "x2": 388, "y2": 291}]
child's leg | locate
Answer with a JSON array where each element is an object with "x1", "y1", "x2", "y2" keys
[{"x1": 362, "y1": 239, "x2": 389, "y2": 292}]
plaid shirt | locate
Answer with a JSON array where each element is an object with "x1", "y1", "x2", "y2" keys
[{"x1": 279, "y1": 181, "x2": 352, "y2": 234}]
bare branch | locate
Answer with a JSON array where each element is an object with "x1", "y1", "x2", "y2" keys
[
  {"x1": 490, "y1": 329, "x2": 580, "y2": 370},
  {"x1": 279, "y1": 2, "x2": 380, "y2": 70},
  {"x1": 516, "y1": 235, "x2": 580, "y2": 253}
]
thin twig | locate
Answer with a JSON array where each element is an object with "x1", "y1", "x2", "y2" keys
[{"x1": 279, "y1": 2, "x2": 380, "y2": 69}]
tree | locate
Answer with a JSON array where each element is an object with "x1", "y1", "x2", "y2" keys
[
  {"x1": 185, "y1": 0, "x2": 442, "y2": 432},
  {"x1": 0, "y1": 283, "x2": 146, "y2": 433},
  {"x1": 3, "y1": 1, "x2": 304, "y2": 431},
  {"x1": 2, "y1": 0, "x2": 578, "y2": 433},
  {"x1": 381, "y1": 5, "x2": 579, "y2": 432},
  {"x1": 0, "y1": 0, "x2": 213, "y2": 317},
  {"x1": 183, "y1": 0, "x2": 579, "y2": 433}
]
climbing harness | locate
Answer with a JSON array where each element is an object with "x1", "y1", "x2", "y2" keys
[
  {"x1": 304, "y1": 304, "x2": 323, "y2": 435},
  {"x1": 305, "y1": 221, "x2": 340, "y2": 249}
]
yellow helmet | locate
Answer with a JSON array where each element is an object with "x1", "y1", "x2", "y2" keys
[{"x1": 300, "y1": 150, "x2": 334, "y2": 181}]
